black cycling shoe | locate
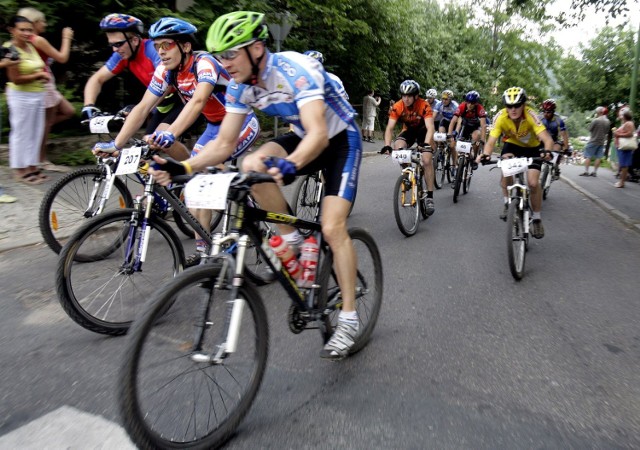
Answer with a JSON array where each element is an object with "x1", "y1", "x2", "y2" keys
[
  {"x1": 499, "y1": 203, "x2": 508, "y2": 221},
  {"x1": 531, "y1": 219, "x2": 545, "y2": 239},
  {"x1": 184, "y1": 253, "x2": 202, "y2": 268}
]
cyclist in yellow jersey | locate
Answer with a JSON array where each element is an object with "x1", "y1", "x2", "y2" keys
[{"x1": 478, "y1": 87, "x2": 553, "y2": 238}]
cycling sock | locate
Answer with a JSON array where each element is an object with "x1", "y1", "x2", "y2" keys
[
  {"x1": 339, "y1": 310, "x2": 359, "y2": 324},
  {"x1": 532, "y1": 212, "x2": 541, "y2": 220},
  {"x1": 195, "y1": 238, "x2": 207, "y2": 254},
  {"x1": 282, "y1": 230, "x2": 303, "y2": 246},
  {"x1": 427, "y1": 191, "x2": 433, "y2": 199}
]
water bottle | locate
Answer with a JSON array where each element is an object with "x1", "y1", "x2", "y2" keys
[
  {"x1": 297, "y1": 236, "x2": 319, "y2": 288},
  {"x1": 269, "y1": 235, "x2": 301, "y2": 280}
]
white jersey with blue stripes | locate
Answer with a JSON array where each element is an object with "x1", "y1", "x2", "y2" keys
[
  {"x1": 435, "y1": 100, "x2": 460, "y2": 121},
  {"x1": 224, "y1": 51, "x2": 356, "y2": 139}
]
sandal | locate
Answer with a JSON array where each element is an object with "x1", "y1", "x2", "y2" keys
[
  {"x1": 15, "y1": 172, "x2": 45, "y2": 185},
  {"x1": 32, "y1": 170, "x2": 50, "y2": 182}
]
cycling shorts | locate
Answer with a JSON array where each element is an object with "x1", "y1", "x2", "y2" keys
[
  {"x1": 501, "y1": 141, "x2": 544, "y2": 171},
  {"x1": 271, "y1": 127, "x2": 362, "y2": 203},
  {"x1": 439, "y1": 119, "x2": 451, "y2": 132},
  {"x1": 191, "y1": 113, "x2": 260, "y2": 160},
  {"x1": 396, "y1": 126, "x2": 427, "y2": 148},
  {"x1": 459, "y1": 123, "x2": 479, "y2": 141}
]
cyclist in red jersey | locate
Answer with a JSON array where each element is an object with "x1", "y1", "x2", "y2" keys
[
  {"x1": 381, "y1": 80, "x2": 436, "y2": 215},
  {"x1": 82, "y1": 14, "x2": 181, "y2": 133},
  {"x1": 448, "y1": 90, "x2": 487, "y2": 173}
]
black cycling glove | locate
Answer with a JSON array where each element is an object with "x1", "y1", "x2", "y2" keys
[{"x1": 380, "y1": 145, "x2": 393, "y2": 155}]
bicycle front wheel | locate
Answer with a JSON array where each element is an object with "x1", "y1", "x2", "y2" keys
[
  {"x1": 291, "y1": 173, "x2": 322, "y2": 236},
  {"x1": 453, "y1": 156, "x2": 464, "y2": 203},
  {"x1": 445, "y1": 151, "x2": 454, "y2": 183},
  {"x1": 433, "y1": 147, "x2": 444, "y2": 189},
  {"x1": 56, "y1": 209, "x2": 185, "y2": 335},
  {"x1": 540, "y1": 164, "x2": 551, "y2": 200},
  {"x1": 506, "y1": 201, "x2": 526, "y2": 280},
  {"x1": 316, "y1": 228, "x2": 383, "y2": 353},
  {"x1": 418, "y1": 170, "x2": 429, "y2": 220},
  {"x1": 393, "y1": 173, "x2": 419, "y2": 236},
  {"x1": 39, "y1": 167, "x2": 133, "y2": 254},
  {"x1": 119, "y1": 263, "x2": 269, "y2": 449},
  {"x1": 463, "y1": 159, "x2": 472, "y2": 194}
]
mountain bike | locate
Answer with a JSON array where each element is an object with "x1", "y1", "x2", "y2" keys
[
  {"x1": 391, "y1": 147, "x2": 429, "y2": 236},
  {"x1": 55, "y1": 145, "x2": 273, "y2": 336},
  {"x1": 487, "y1": 156, "x2": 544, "y2": 280},
  {"x1": 452, "y1": 137, "x2": 477, "y2": 203},
  {"x1": 39, "y1": 114, "x2": 220, "y2": 254},
  {"x1": 432, "y1": 132, "x2": 453, "y2": 189},
  {"x1": 539, "y1": 151, "x2": 561, "y2": 200},
  {"x1": 290, "y1": 170, "x2": 356, "y2": 237},
  {"x1": 118, "y1": 169, "x2": 383, "y2": 449}
]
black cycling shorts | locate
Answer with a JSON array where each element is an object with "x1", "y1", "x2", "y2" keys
[{"x1": 396, "y1": 126, "x2": 427, "y2": 148}]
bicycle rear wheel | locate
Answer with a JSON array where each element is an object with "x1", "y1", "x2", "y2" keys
[
  {"x1": 506, "y1": 201, "x2": 526, "y2": 280},
  {"x1": 119, "y1": 263, "x2": 269, "y2": 449},
  {"x1": 291, "y1": 173, "x2": 322, "y2": 236},
  {"x1": 445, "y1": 151, "x2": 454, "y2": 183},
  {"x1": 39, "y1": 167, "x2": 133, "y2": 254},
  {"x1": 393, "y1": 172, "x2": 419, "y2": 236},
  {"x1": 453, "y1": 156, "x2": 464, "y2": 203},
  {"x1": 316, "y1": 228, "x2": 383, "y2": 352},
  {"x1": 56, "y1": 209, "x2": 185, "y2": 335}
]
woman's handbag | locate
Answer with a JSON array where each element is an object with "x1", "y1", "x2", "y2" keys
[{"x1": 619, "y1": 136, "x2": 638, "y2": 150}]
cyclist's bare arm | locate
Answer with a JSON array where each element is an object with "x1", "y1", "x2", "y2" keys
[
  {"x1": 113, "y1": 90, "x2": 167, "y2": 149},
  {"x1": 479, "y1": 135, "x2": 499, "y2": 160},
  {"x1": 83, "y1": 66, "x2": 115, "y2": 106},
  {"x1": 561, "y1": 129, "x2": 570, "y2": 150},
  {"x1": 162, "y1": 82, "x2": 214, "y2": 139},
  {"x1": 286, "y1": 99, "x2": 329, "y2": 170},
  {"x1": 479, "y1": 117, "x2": 487, "y2": 139},
  {"x1": 537, "y1": 129, "x2": 555, "y2": 155},
  {"x1": 384, "y1": 118, "x2": 398, "y2": 146},
  {"x1": 423, "y1": 116, "x2": 435, "y2": 149},
  {"x1": 186, "y1": 112, "x2": 248, "y2": 171}
]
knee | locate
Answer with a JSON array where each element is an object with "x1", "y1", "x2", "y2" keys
[
  {"x1": 241, "y1": 153, "x2": 263, "y2": 172},
  {"x1": 321, "y1": 218, "x2": 348, "y2": 247}
]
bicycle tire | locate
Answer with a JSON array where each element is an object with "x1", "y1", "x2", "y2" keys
[
  {"x1": 433, "y1": 147, "x2": 443, "y2": 189},
  {"x1": 506, "y1": 201, "x2": 526, "y2": 280},
  {"x1": 453, "y1": 156, "x2": 464, "y2": 203},
  {"x1": 291, "y1": 173, "x2": 322, "y2": 237},
  {"x1": 316, "y1": 227, "x2": 383, "y2": 352},
  {"x1": 39, "y1": 167, "x2": 133, "y2": 254},
  {"x1": 463, "y1": 159, "x2": 472, "y2": 194},
  {"x1": 393, "y1": 173, "x2": 419, "y2": 236},
  {"x1": 445, "y1": 150, "x2": 454, "y2": 183},
  {"x1": 540, "y1": 164, "x2": 550, "y2": 200},
  {"x1": 418, "y1": 169, "x2": 429, "y2": 220},
  {"x1": 56, "y1": 209, "x2": 185, "y2": 335},
  {"x1": 119, "y1": 263, "x2": 269, "y2": 449}
]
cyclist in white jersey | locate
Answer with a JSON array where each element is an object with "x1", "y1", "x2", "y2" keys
[{"x1": 150, "y1": 11, "x2": 363, "y2": 360}]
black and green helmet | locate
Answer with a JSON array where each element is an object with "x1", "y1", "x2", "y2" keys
[{"x1": 206, "y1": 11, "x2": 269, "y2": 53}]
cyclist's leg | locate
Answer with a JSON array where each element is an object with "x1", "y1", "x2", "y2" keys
[{"x1": 394, "y1": 128, "x2": 415, "y2": 150}]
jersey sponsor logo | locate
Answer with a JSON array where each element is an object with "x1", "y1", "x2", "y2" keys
[
  {"x1": 149, "y1": 78, "x2": 163, "y2": 93},
  {"x1": 226, "y1": 93, "x2": 236, "y2": 103},
  {"x1": 199, "y1": 69, "x2": 214, "y2": 79},
  {"x1": 277, "y1": 59, "x2": 297, "y2": 77}
]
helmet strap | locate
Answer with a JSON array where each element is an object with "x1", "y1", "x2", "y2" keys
[
  {"x1": 244, "y1": 44, "x2": 264, "y2": 86},
  {"x1": 125, "y1": 33, "x2": 140, "y2": 59}
]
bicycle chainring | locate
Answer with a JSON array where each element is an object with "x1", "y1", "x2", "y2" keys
[{"x1": 288, "y1": 303, "x2": 307, "y2": 334}]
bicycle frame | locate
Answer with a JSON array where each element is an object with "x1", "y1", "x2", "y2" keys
[{"x1": 392, "y1": 149, "x2": 422, "y2": 207}]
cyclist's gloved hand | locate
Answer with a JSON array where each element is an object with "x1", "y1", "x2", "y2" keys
[
  {"x1": 93, "y1": 140, "x2": 121, "y2": 155},
  {"x1": 380, "y1": 145, "x2": 393, "y2": 155},
  {"x1": 479, "y1": 153, "x2": 492, "y2": 164},
  {"x1": 541, "y1": 150, "x2": 553, "y2": 160},
  {"x1": 418, "y1": 142, "x2": 431, "y2": 152},
  {"x1": 451, "y1": 130, "x2": 459, "y2": 139},
  {"x1": 117, "y1": 104, "x2": 135, "y2": 117},
  {"x1": 263, "y1": 156, "x2": 297, "y2": 185},
  {"x1": 151, "y1": 156, "x2": 191, "y2": 177},
  {"x1": 81, "y1": 104, "x2": 101, "y2": 122},
  {"x1": 151, "y1": 131, "x2": 176, "y2": 149}
]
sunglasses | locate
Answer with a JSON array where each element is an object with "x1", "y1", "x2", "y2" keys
[
  {"x1": 506, "y1": 103, "x2": 524, "y2": 110},
  {"x1": 110, "y1": 39, "x2": 128, "y2": 49},
  {"x1": 153, "y1": 40, "x2": 178, "y2": 52},
  {"x1": 216, "y1": 48, "x2": 243, "y2": 61}
]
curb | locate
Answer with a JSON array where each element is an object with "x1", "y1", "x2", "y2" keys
[{"x1": 560, "y1": 175, "x2": 640, "y2": 234}]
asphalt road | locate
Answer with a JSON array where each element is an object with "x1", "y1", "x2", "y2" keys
[{"x1": 1, "y1": 154, "x2": 640, "y2": 449}]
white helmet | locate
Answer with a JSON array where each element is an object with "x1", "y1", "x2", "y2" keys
[{"x1": 426, "y1": 88, "x2": 438, "y2": 98}]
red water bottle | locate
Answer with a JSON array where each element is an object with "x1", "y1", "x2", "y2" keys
[
  {"x1": 297, "y1": 236, "x2": 319, "y2": 288},
  {"x1": 269, "y1": 235, "x2": 301, "y2": 280}
]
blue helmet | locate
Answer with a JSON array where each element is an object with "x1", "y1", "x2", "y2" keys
[
  {"x1": 149, "y1": 18, "x2": 197, "y2": 39},
  {"x1": 99, "y1": 13, "x2": 144, "y2": 34},
  {"x1": 464, "y1": 90, "x2": 480, "y2": 103},
  {"x1": 304, "y1": 50, "x2": 324, "y2": 64}
]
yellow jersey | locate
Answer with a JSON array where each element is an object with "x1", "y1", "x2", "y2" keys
[{"x1": 490, "y1": 106, "x2": 546, "y2": 147}]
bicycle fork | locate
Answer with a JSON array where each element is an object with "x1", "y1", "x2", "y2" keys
[
  {"x1": 507, "y1": 183, "x2": 530, "y2": 235},
  {"x1": 85, "y1": 163, "x2": 116, "y2": 217},
  {"x1": 401, "y1": 168, "x2": 417, "y2": 206}
]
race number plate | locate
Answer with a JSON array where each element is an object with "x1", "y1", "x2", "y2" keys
[
  {"x1": 498, "y1": 158, "x2": 531, "y2": 176},
  {"x1": 433, "y1": 132, "x2": 447, "y2": 142},
  {"x1": 391, "y1": 150, "x2": 412, "y2": 164},
  {"x1": 456, "y1": 141, "x2": 472, "y2": 154},
  {"x1": 89, "y1": 115, "x2": 115, "y2": 134},
  {"x1": 115, "y1": 147, "x2": 143, "y2": 175},
  {"x1": 184, "y1": 173, "x2": 237, "y2": 210}
]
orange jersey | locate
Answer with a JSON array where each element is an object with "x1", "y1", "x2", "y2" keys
[{"x1": 389, "y1": 97, "x2": 433, "y2": 130}]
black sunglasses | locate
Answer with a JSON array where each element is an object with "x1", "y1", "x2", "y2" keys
[
  {"x1": 110, "y1": 39, "x2": 128, "y2": 49},
  {"x1": 506, "y1": 103, "x2": 524, "y2": 110}
]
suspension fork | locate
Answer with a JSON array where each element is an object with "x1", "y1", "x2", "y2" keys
[{"x1": 85, "y1": 162, "x2": 116, "y2": 217}]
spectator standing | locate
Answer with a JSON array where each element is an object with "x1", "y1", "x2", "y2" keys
[
  {"x1": 0, "y1": 55, "x2": 20, "y2": 202},
  {"x1": 580, "y1": 106, "x2": 610, "y2": 177},
  {"x1": 18, "y1": 7, "x2": 74, "y2": 172},
  {"x1": 612, "y1": 108, "x2": 636, "y2": 188},
  {"x1": 362, "y1": 89, "x2": 380, "y2": 142},
  {"x1": 4, "y1": 15, "x2": 50, "y2": 185}
]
